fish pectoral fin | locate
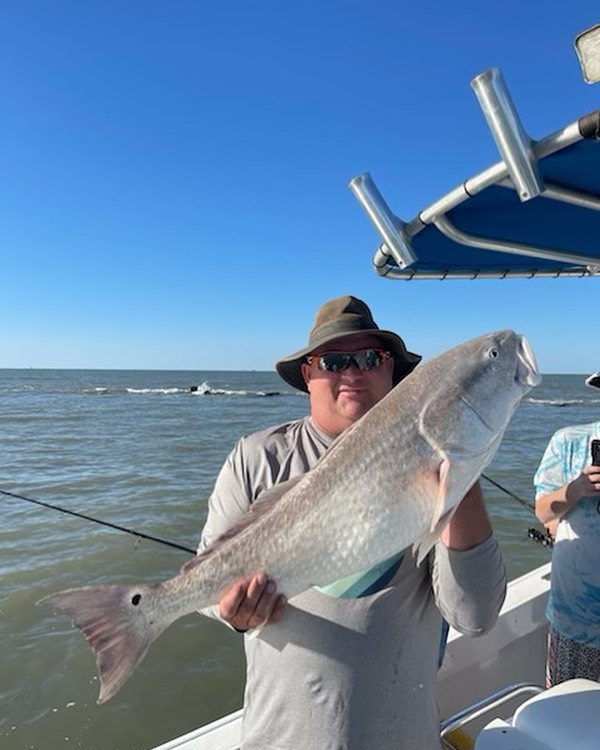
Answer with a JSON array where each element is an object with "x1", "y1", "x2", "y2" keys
[
  {"x1": 414, "y1": 507, "x2": 457, "y2": 566},
  {"x1": 415, "y1": 488, "x2": 470, "y2": 565},
  {"x1": 429, "y1": 458, "x2": 452, "y2": 532},
  {"x1": 413, "y1": 458, "x2": 458, "y2": 566},
  {"x1": 414, "y1": 456, "x2": 482, "y2": 566}
]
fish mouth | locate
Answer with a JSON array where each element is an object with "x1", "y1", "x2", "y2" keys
[{"x1": 516, "y1": 335, "x2": 541, "y2": 388}]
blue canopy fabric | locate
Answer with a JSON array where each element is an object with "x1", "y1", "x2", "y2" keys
[{"x1": 371, "y1": 118, "x2": 600, "y2": 279}]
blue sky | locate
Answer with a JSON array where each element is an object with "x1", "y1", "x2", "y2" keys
[{"x1": 1, "y1": 2, "x2": 597, "y2": 373}]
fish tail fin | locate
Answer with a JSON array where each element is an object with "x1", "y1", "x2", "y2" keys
[{"x1": 38, "y1": 582, "x2": 170, "y2": 703}]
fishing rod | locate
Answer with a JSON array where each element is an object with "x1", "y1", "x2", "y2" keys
[
  {"x1": 481, "y1": 473, "x2": 553, "y2": 548},
  {"x1": 4, "y1": 474, "x2": 552, "y2": 553},
  {"x1": 0, "y1": 488, "x2": 196, "y2": 554},
  {"x1": 481, "y1": 473, "x2": 536, "y2": 513}
]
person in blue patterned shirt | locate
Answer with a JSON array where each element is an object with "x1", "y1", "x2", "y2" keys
[{"x1": 534, "y1": 374, "x2": 600, "y2": 686}]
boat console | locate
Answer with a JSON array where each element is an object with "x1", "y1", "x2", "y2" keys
[
  {"x1": 442, "y1": 678, "x2": 600, "y2": 750},
  {"x1": 474, "y1": 678, "x2": 600, "y2": 749}
]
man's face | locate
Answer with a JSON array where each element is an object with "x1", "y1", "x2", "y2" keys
[{"x1": 300, "y1": 334, "x2": 395, "y2": 438}]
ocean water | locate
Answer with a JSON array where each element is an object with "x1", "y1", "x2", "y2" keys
[{"x1": 1, "y1": 368, "x2": 598, "y2": 750}]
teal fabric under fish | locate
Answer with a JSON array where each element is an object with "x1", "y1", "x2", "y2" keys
[
  {"x1": 314, "y1": 551, "x2": 405, "y2": 598},
  {"x1": 315, "y1": 551, "x2": 450, "y2": 668}
]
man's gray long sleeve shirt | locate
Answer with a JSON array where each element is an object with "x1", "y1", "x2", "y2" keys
[{"x1": 199, "y1": 416, "x2": 506, "y2": 750}]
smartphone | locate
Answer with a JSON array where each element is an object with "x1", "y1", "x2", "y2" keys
[{"x1": 591, "y1": 439, "x2": 600, "y2": 466}]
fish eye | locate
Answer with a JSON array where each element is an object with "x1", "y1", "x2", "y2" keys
[
  {"x1": 131, "y1": 593, "x2": 142, "y2": 606},
  {"x1": 488, "y1": 347, "x2": 499, "y2": 359}
]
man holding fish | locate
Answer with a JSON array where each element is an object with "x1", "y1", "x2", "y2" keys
[
  {"x1": 199, "y1": 295, "x2": 509, "y2": 749},
  {"x1": 41, "y1": 296, "x2": 542, "y2": 748}
]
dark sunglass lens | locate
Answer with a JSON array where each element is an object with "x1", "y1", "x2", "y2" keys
[
  {"x1": 356, "y1": 349, "x2": 382, "y2": 371},
  {"x1": 318, "y1": 353, "x2": 350, "y2": 372}
]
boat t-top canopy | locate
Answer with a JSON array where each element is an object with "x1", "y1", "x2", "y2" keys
[{"x1": 350, "y1": 44, "x2": 600, "y2": 280}]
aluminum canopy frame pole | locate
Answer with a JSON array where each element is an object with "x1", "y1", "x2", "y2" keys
[
  {"x1": 471, "y1": 68, "x2": 544, "y2": 202},
  {"x1": 348, "y1": 173, "x2": 416, "y2": 269},
  {"x1": 348, "y1": 36, "x2": 600, "y2": 281}
]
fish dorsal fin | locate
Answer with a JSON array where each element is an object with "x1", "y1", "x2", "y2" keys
[
  {"x1": 181, "y1": 475, "x2": 305, "y2": 574},
  {"x1": 325, "y1": 417, "x2": 362, "y2": 452}
]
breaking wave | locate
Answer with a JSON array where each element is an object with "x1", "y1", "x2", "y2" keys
[
  {"x1": 82, "y1": 381, "x2": 282, "y2": 397},
  {"x1": 525, "y1": 396, "x2": 600, "y2": 408}
]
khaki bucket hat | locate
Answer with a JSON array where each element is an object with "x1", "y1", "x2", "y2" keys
[{"x1": 275, "y1": 295, "x2": 421, "y2": 392}]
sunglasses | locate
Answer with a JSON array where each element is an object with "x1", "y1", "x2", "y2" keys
[{"x1": 307, "y1": 348, "x2": 391, "y2": 373}]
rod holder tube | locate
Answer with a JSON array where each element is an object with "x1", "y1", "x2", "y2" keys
[
  {"x1": 349, "y1": 173, "x2": 417, "y2": 268},
  {"x1": 471, "y1": 68, "x2": 544, "y2": 202}
]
